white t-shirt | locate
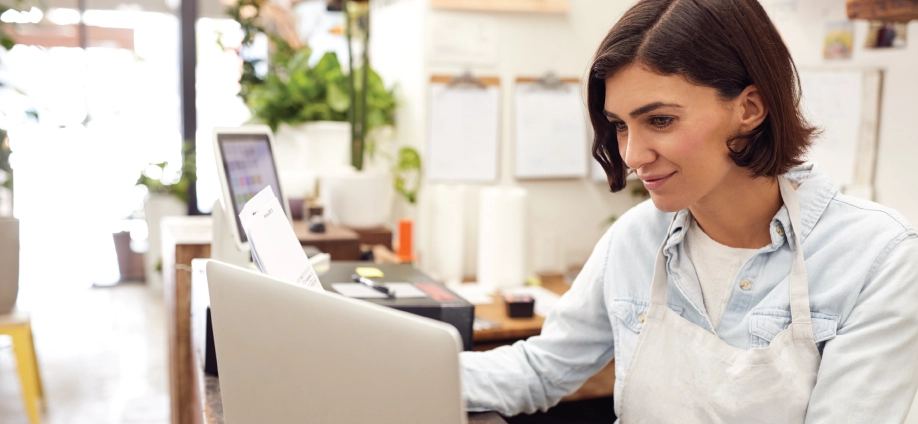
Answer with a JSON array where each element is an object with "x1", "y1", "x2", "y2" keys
[{"x1": 684, "y1": 216, "x2": 759, "y2": 328}]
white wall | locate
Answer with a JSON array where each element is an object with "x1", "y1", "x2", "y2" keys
[
  {"x1": 371, "y1": 0, "x2": 643, "y2": 280},
  {"x1": 761, "y1": 0, "x2": 918, "y2": 226}
]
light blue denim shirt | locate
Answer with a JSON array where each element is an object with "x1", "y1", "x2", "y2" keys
[{"x1": 461, "y1": 164, "x2": 918, "y2": 422}]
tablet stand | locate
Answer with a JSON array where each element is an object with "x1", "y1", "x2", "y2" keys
[{"x1": 211, "y1": 200, "x2": 251, "y2": 268}]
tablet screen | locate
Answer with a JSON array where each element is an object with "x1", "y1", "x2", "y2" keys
[{"x1": 217, "y1": 132, "x2": 284, "y2": 243}]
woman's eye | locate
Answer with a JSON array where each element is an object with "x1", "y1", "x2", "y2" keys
[
  {"x1": 611, "y1": 121, "x2": 628, "y2": 133},
  {"x1": 649, "y1": 117, "x2": 674, "y2": 128}
]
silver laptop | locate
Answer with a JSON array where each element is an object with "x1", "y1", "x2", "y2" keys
[{"x1": 205, "y1": 260, "x2": 468, "y2": 424}]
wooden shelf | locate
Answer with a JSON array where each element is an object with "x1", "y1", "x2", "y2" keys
[
  {"x1": 847, "y1": 0, "x2": 918, "y2": 21},
  {"x1": 431, "y1": 0, "x2": 569, "y2": 13}
]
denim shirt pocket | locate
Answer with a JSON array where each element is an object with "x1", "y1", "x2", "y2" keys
[
  {"x1": 610, "y1": 299, "x2": 684, "y2": 379},
  {"x1": 749, "y1": 308, "x2": 839, "y2": 350}
]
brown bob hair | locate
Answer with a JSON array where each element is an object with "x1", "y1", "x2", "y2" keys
[{"x1": 589, "y1": 0, "x2": 818, "y2": 192}]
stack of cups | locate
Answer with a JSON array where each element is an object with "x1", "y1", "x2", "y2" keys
[{"x1": 477, "y1": 187, "x2": 527, "y2": 292}]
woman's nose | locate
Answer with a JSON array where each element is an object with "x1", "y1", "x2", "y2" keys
[{"x1": 620, "y1": 132, "x2": 656, "y2": 172}]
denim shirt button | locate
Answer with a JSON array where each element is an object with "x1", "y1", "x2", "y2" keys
[
  {"x1": 638, "y1": 313, "x2": 646, "y2": 323},
  {"x1": 740, "y1": 280, "x2": 753, "y2": 290},
  {"x1": 776, "y1": 224, "x2": 785, "y2": 236}
]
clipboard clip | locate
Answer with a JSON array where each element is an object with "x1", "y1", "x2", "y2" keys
[
  {"x1": 529, "y1": 71, "x2": 567, "y2": 91},
  {"x1": 449, "y1": 70, "x2": 487, "y2": 89}
]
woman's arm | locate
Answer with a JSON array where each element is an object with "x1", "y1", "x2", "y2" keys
[
  {"x1": 459, "y1": 228, "x2": 616, "y2": 416},
  {"x1": 806, "y1": 234, "x2": 918, "y2": 423}
]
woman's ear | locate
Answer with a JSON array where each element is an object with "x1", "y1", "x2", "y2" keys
[{"x1": 737, "y1": 84, "x2": 768, "y2": 132}]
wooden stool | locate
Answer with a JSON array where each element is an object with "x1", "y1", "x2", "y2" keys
[{"x1": 0, "y1": 312, "x2": 44, "y2": 424}]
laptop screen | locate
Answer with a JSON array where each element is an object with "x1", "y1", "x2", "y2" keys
[{"x1": 217, "y1": 132, "x2": 284, "y2": 243}]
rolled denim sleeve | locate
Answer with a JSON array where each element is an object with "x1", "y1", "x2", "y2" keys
[
  {"x1": 806, "y1": 234, "x2": 918, "y2": 423},
  {"x1": 460, "y1": 228, "x2": 616, "y2": 416}
]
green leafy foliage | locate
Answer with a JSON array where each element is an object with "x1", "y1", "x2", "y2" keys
[
  {"x1": 229, "y1": 0, "x2": 410, "y2": 200},
  {"x1": 393, "y1": 146, "x2": 421, "y2": 205},
  {"x1": 0, "y1": 128, "x2": 11, "y2": 191},
  {"x1": 0, "y1": 1, "x2": 20, "y2": 51},
  {"x1": 243, "y1": 50, "x2": 395, "y2": 134},
  {"x1": 0, "y1": 33, "x2": 13, "y2": 51},
  {"x1": 135, "y1": 140, "x2": 196, "y2": 204}
]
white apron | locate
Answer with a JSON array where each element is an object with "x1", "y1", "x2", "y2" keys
[{"x1": 619, "y1": 177, "x2": 821, "y2": 423}]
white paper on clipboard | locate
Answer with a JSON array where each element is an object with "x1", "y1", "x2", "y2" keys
[
  {"x1": 427, "y1": 83, "x2": 500, "y2": 182},
  {"x1": 799, "y1": 70, "x2": 862, "y2": 188},
  {"x1": 514, "y1": 82, "x2": 588, "y2": 179}
]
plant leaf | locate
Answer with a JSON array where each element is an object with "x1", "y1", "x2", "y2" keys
[{"x1": 326, "y1": 82, "x2": 350, "y2": 112}]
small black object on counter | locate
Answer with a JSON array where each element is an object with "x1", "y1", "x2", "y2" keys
[
  {"x1": 504, "y1": 294, "x2": 535, "y2": 318},
  {"x1": 307, "y1": 215, "x2": 326, "y2": 233}
]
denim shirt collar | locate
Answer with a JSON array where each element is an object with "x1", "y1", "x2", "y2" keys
[{"x1": 663, "y1": 163, "x2": 838, "y2": 254}]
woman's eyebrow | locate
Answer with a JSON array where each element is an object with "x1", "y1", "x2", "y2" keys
[{"x1": 603, "y1": 102, "x2": 684, "y2": 119}]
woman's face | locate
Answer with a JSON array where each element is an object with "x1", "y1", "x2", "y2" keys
[{"x1": 603, "y1": 63, "x2": 750, "y2": 212}]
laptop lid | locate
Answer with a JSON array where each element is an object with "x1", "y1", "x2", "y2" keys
[{"x1": 205, "y1": 260, "x2": 468, "y2": 424}]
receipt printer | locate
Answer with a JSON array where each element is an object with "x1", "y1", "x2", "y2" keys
[{"x1": 192, "y1": 260, "x2": 474, "y2": 376}]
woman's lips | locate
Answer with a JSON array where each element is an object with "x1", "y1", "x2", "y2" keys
[{"x1": 641, "y1": 172, "x2": 676, "y2": 191}]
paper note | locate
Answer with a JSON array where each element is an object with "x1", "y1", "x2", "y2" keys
[
  {"x1": 429, "y1": 15, "x2": 497, "y2": 66},
  {"x1": 427, "y1": 83, "x2": 500, "y2": 182},
  {"x1": 332, "y1": 283, "x2": 389, "y2": 299},
  {"x1": 799, "y1": 71, "x2": 863, "y2": 188},
  {"x1": 355, "y1": 267, "x2": 385, "y2": 279},
  {"x1": 514, "y1": 82, "x2": 588, "y2": 179},
  {"x1": 239, "y1": 187, "x2": 323, "y2": 292},
  {"x1": 449, "y1": 283, "x2": 494, "y2": 305}
]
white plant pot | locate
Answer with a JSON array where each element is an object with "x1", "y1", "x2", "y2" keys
[
  {"x1": 0, "y1": 218, "x2": 19, "y2": 314},
  {"x1": 143, "y1": 194, "x2": 186, "y2": 291},
  {"x1": 274, "y1": 122, "x2": 352, "y2": 199},
  {"x1": 321, "y1": 170, "x2": 393, "y2": 229}
]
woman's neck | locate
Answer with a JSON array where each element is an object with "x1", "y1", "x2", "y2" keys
[{"x1": 688, "y1": 171, "x2": 782, "y2": 249}]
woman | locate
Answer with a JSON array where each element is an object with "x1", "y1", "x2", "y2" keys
[{"x1": 460, "y1": 0, "x2": 918, "y2": 422}]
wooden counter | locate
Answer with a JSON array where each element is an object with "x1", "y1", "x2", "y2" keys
[{"x1": 164, "y1": 217, "x2": 612, "y2": 423}]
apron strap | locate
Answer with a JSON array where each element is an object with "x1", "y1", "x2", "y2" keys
[
  {"x1": 778, "y1": 176, "x2": 813, "y2": 327},
  {"x1": 649, "y1": 214, "x2": 679, "y2": 307}
]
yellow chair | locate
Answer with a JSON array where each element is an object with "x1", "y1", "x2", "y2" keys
[{"x1": 0, "y1": 312, "x2": 44, "y2": 424}]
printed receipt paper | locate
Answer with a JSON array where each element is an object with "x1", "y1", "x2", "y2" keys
[{"x1": 239, "y1": 187, "x2": 323, "y2": 291}]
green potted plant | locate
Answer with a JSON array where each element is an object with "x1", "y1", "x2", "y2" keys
[
  {"x1": 1, "y1": 128, "x2": 12, "y2": 207},
  {"x1": 0, "y1": 129, "x2": 17, "y2": 313},
  {"x1": 134, "y1": 140, "x2": 195, "y2": 288},
  {"x1": 228, "y1": 0, "x2": 421, "y2": 227},
  {"x1": 1, "y1": 13, "x2": 20, "y2": 310}
]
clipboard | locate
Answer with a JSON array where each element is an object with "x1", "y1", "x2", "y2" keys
[
  {"x1": 427, "y1": 73, "x2": 502, "y2": 183},
  {"x1": 514, "y1": 74, "x2": 588, "y2": 179}
]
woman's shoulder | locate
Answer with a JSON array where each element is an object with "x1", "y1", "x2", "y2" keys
[
  {"x1": 825, "y1": 192, "x2": 914, "y2": 235},
  {"x1": 807, "y1": 191, "x2": 916, "y2": 273},
  {"x1": 814, "y1": 192, "x2": 916, "y2": 252}
]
